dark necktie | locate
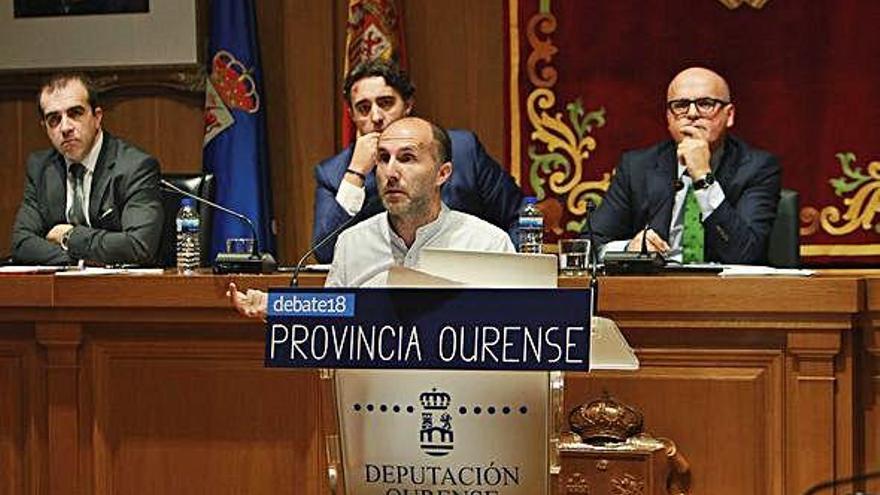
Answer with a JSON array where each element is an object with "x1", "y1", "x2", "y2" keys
[
  {"x1": 68, "y1": 163, "x2": 87, "y2": 226},
  {"x1": 682, "y1": 185, "x2": 704, "y2": 263}
]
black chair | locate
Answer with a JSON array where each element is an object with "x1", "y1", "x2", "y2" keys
[
  {"x1": 159, "y1": 173, "x2": 215, "y2": 268},
  {"x1": 767, "y1": 188, "x2": 799, "y2": 268}
]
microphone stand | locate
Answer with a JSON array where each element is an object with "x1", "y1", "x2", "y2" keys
[
  {"x1": 160, "y1": 179, "x2": 277, "y2": 273},
  {"x1": 603, "y1": 177, "x2": 683, "y2": 275},
  {"x1": 291, "y1": 197, "x2": 382, "y2": 287},
  {"x1": 802, "y1": 469, "x2": 880, "y2": 495},
  {"x1": 585, "y1": 199, "x2": 599, "y2": 316}
]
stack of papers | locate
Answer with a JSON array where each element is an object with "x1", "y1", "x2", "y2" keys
[
  {"x1": 0, "y1": 265, "x2": 164, "y2": 276},
  {"x1": 0, "y1": 265, "x2": 67, "y2": 274},
  {"x1": 56, "y1": 267, "x2": 165, "y2": 276},
  {"x1": 718, "y1": 265, "x2": 815, "y2": 277}
]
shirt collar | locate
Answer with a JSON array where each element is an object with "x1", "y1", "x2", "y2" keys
[
  {"x1": 65, "y1": 129, "x2": 103, "y2": 174},
  {"x1": 386, "y1": 203, "x2": 450, "y2": 252}
]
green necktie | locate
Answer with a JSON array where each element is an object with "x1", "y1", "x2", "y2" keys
[{"x1": 682, "y1": 185, "x2": 704, "y2": 263}]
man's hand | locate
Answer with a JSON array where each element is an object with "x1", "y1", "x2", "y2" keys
[
  {"x1": 46, "y1": 224, "x2": 74, "y2": 245},
  {"x1": 346, "y1": 131, "x2": 381, "y2": 186},
  {"x1": 227, "y1": 282, "x2": 268, "y2": 320},
  {"x1": 627, "y1": 228, "x2": 670, "y2": 254},
  {"x1": 677, "y1": 131, "x2": 711, "y2": 180}
]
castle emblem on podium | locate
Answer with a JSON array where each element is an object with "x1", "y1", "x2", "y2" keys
[{"x1": 419, "y1": 388, "x2": 454, "y2": 457}]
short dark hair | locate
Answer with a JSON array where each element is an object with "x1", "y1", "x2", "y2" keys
[
  {"x1": 36, "y1": 72, "x2": 100, "y2": 118},
  {"x1": 342, "y1": 59, "x2": 415, "y2": 105},
  {"x1": 429, "y1": 121, "x2": 452, "y2": 165}
]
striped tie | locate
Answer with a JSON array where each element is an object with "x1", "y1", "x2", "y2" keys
[{"x1": 68, "y1": 163, "x2": 87, "y2": 226}]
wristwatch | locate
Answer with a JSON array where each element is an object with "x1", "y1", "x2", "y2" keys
[
  {"x1": 60, "y1": 229, "x2": 73, "y2": 251},
  {"x1": 693, "y1": 172, "x2": 715, "y2": 190}
]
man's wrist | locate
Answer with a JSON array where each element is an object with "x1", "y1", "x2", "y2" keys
[{"x1": 693, "y1": 171, "x2": 715, "y2": 190}]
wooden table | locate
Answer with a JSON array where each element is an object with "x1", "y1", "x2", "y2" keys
[{"x1": 0, "y1": 271, "x2": 874, "y2": 495}]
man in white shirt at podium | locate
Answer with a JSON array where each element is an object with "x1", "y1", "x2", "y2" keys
[{"x1": 228, "y1": 117, "x2": 514, "y2": 318}]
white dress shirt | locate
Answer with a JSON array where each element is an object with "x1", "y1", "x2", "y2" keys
[
  {"x1": 64, "y1": 130, "x2": 104, "y2": 227},
  {"x1": 326, "y1": 204, "x2": 515, "y2": 287}
]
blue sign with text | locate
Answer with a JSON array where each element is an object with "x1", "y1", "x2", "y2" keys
[{"x1": 265, "y1": 288, "x2": 591, "y2": 371}]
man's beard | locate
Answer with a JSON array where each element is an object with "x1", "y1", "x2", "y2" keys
[{"x1": 383, "y1": 188, "x2": 432, "y2": 221}]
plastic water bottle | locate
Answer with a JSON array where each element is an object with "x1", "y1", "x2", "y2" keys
[
  {"x1": 176, "y1": 198, "x2": 200, "y2": 274},
  {"x1": 518, "y1": 196, "x2": 544, "y2": 254}
]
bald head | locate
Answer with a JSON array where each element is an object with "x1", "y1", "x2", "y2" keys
[
  {"x1": 381, "y1": 116, "x2": 451, "y2": 166},
  {"x1": 667, "y1": 67, "x2": 731, "y2": 102}
]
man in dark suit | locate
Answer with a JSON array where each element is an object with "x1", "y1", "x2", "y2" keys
[
  {"x1": 312, "y1": 60, "x2": 522, "y2": 263},
  {"x1": 590, "y1": 67, "x2": 780, "y2": 264},
  {"x1": 11, "y1": 73, "x2": 163, "y2": 265}
]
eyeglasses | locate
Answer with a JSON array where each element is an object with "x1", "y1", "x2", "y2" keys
[{"x1": 666, "y1": 98, "x2": 730, "y2": 117}]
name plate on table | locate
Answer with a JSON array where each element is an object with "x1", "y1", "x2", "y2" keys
[{"x1": 265, "y1": 288, "x2": 592, "y2": 371}]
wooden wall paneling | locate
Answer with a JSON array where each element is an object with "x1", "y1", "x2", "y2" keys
[
  {"x1": 102, "y1": 97, "x2": 160, "y2": 167},
  {"x1": 0, "y1": 328, "x2": 41, "y2": 495},
  {"x1": 1, "y1": 98, "x2": 48, "y2": 257},
  {"x1": 153, "y1": 95, "x2": 203, "y2": 173},
  {"x1": 84, "y1": 327, "x2": 323, "y2": 495},
  {"x1": 104, "y1": 93, "x2": 202, "y2": 174},
  {"x1": 865, "y1": 279, "x2": 880, "y2": 494},
  {"x1": 786, "y1": 330, "x2": 844, "y2": 495},
  {"x1": 255, "y1": 0, "x2": 294, "y2": 263},
  {"x1": 35, "y1": 322, "x2": 82, "y2": 495},
  {"x1": 835, "y1": 329, "x2": 859, "y2": 490},
  {"x1": 270, "y1": 0, "x2": 338, "y2": 263},
  {"x1": 0, "y1": 100, "x2": 23, "y2": 257},
  {"x1": 564, "y1": 346, "x2": 784, "y2": 495},
  {"x1": 19, "y1": 100, "x2": 50, "y2": 168},
  {"x1": 867, "y1": 323, "x2": 880, "y2": 494},
  {"x1": 403, "y1": 0, "x2": 506, "y2": 162}
]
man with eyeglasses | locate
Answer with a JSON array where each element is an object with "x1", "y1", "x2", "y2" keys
[
  {"x1": 11, "y1": 72, "x2": 163, "y2": 265},
  {"x1": 590, "y1": 67, "x2": 781, "y2": 264}
]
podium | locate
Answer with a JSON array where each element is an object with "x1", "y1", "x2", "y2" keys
[{"x1": 266, "y1": 250, "x2": 637, "y2": 494}]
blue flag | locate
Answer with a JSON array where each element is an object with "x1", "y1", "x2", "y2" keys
[{"x1": 203, "y1": 0, "x2": 274, "y2": 259}]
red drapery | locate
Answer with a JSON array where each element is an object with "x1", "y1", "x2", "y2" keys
[
  {"x1": 341, "y1": 0, "x2": 406, "y2": 147},
  {"x1": 507, "y1": 0, "x2": 880, "y2": 265}
]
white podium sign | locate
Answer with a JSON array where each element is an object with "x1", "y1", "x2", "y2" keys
[{"x1": 335, "y1": 369, "x2": 549, "y2": 494}]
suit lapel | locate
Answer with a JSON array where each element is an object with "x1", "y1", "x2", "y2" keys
[
  {"x1": 48, "y1": 154, "x2": 68, "y2": 224},
  {"x1": 89, "y1": 134, "x2": 116, "y2": 222},
  {"x1": 646, "y1": 146, "x2": 678, "y2": 239},
  {"x1": 714, "y1": 136, "x2": 739, "y2": 187}
]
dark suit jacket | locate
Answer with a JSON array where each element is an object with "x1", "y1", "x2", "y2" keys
[
  {"x1": 311, "y1": 129, "x2": 523, "y2": 263},
  {"x1": 11, "y1": 132, "x2": 164, "y2": 265},
  {"x1": 589, "y1": 135, "x2": 781, "y2": 264}
]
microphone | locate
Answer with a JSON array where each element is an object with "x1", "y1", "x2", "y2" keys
[
  {"x1": 604, "y1": 177, "x2": 684, "y2": 275},
  {"x1": 290, "y1": 196, "x2": 382, "y2": 287},
  {"x1": 584, "y1": 199, "x2": 599, "y2": 315},
  {"x1": 802, "y1": 469, "x2": 880, "y2": 495},
  {"x1": 159, "y1": 178, "x2": 277, "y2": 274},
  {"x1": 638, "y1": 175, "x2": 685, "y2": 255}
]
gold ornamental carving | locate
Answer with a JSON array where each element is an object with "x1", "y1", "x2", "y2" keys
[
  {"x1": 800, "y1": 152, "x2": 880, "y2": 237},
  {"x1": 717, "y1": 0, "x2": 770, "y2": 9},
  {"x1": 564, "y1": 472, "x2": 592, "y2": 494},
  {"x1": 611, "y1": 473, "x2": 645, "y2": 495},
  {"x1": 525, "y1": 12, "x2": 558, "y2": 88},
  {"x1": 524, "y1": 7, "x2": 610, "y2": 235}
]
